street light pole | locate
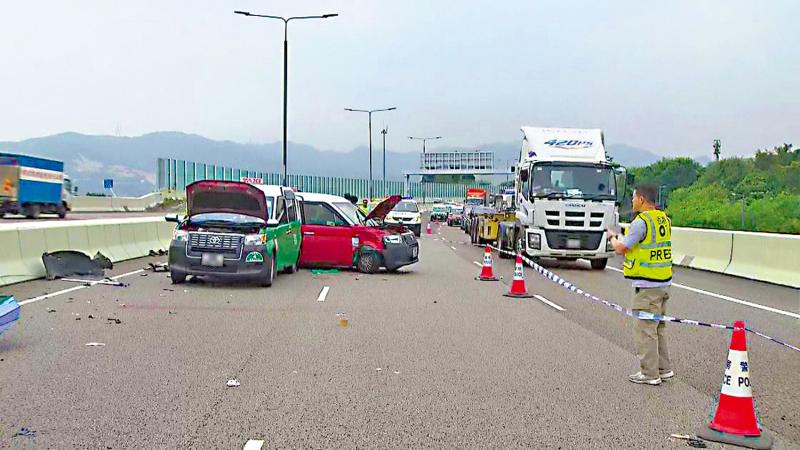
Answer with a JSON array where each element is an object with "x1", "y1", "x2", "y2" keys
[
  {"x1": 408, "y1": 136, "x2": 442, "y2": 154},
  {"x1": 381, "y1": 127, "x2": 388, "y2": 197},
  {"x1": 234, "y1": 10, "x2": 338, "y2": 187},
  {"x1": 344, "y1": 107, "x2": 396, "y2": 199}
]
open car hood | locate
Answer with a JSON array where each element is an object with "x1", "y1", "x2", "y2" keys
[
  {"x1": 186, "y1": 180, "x2": 268, "y2": 219},
  {"x1": 366, "y1": 195, "x2": 402, "y2": 221}
]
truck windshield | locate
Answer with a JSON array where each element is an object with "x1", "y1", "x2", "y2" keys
[
  {"x1": 465, "y1": 197, "x2": 483, "y2": 206},
  {"x1": 531, "y1": 163, "x2": 616, "y2": 200}
]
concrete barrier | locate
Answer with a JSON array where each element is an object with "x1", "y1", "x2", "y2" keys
[
  {"x1": 70, "y1": 192, "x2": 163, "y2": 213},
  {"x1": 725, "y1": 231, "x2": 800, "y2": 288},
  {"x1": 0, "y1": 217, "x2": 172, "y2": 287},
  {"x1": 673, "y1": 227, "x2": 734, "y2": 273}
]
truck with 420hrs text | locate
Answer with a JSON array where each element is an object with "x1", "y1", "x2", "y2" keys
[{"x1": 500, "y1": 127, "x2": 626, "y2": 270}]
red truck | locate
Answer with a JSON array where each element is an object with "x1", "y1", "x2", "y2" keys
[{"x1": 297, "y1": 193, "x2": 420, "y2": 273}]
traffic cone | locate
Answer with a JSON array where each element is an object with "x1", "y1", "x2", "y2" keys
[
  {"x1": 503, "y1": 253, "x2": 533, "y2": 298},
  {"x1": 3, "y1": 177, "x2": 10, "y2": 193},
  {"x1": 697, "y1": 320, "x2": 773, "y2": 449},
  {"x1": 426, "y1": 223, "x2": 432, "y2": 235},
  {"x1": 475, "y1": 245, "x2": 498, "y2": 281}
]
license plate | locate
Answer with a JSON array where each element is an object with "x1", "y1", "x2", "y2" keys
[
  {"x1": 412, "y1": 246, "x2": 418, "y2": 258},
  {"x1": 566, "y1": 238, "x2": 581, "y2": 249},
  {"x1": 201, "y1": 253, "x2": 224, "y2": 267}
]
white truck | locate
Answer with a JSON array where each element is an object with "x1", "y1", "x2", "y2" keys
[{"x1": 500, "y1": 127, "x2": 625, "y2": 270}]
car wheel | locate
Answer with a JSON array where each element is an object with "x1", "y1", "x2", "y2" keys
[
  {"x1": 261, "y1": 254, "x2": 275, "y2": 287},
  {"x1": 57, "y1": 203, "x2": 67, "y2": 219},
  {"x1": 170, "y1": 270, "x2": 186, "y2": 284},
  {"x1": 590, "y1": 258, "x2": 608, "y2": 270},
  {"x1": 357, "y1": 249, "x2": 381, "y2": 274},
  {"x1": 283, "y1": 257, "x2": 298, "y2": 274}
]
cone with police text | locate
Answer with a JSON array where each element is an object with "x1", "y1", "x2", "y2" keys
[
  {"x1": 503, "y1": 253, "x2": 533, "y2": 298},
  {"x1": 697, "y1": 320, "x2": 773, "y2": 449},
  {"x1": 475, "y1": 246, "x2": 498, "y2": 281},
  {"x1": 426, "y1": 222, "x2": 432, "y2": 235}
]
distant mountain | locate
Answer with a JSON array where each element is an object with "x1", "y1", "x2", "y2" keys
[{"x1": 0, "y1": 132, "x2": 667, "y2": 195}]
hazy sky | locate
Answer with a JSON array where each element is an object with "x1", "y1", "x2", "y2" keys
[{"x1": 1, "y1": 1, "x2": 798, "y2": 157}]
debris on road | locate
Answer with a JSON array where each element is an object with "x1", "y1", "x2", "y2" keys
[
  {"x1": 336, "y1": 313, "x2": 349, "y2": 328},
  {"x1": 61, "y1": 278, "x2": 128, "y2": 287},
  {"x1": 148, "y1": 249, "x2": 168, "y2": 257},
  {"x1": 88, "y1": 314, "x2": 95, "y2": 319},
  {"x1": 42, "y1": 250, "x2": 113, "y2": 280},
  {"x1": 13, "y1": 427, "x2": 36, "y2": 438},
  {"x1": 312, "y1": 268, "x2": 339, "y2": 275},
  {"x1": 107, "y1": 318, "x2": 122, "y2": 324},
  {"x1": 375, "y1": 368, "x2": 382, "y2": 372},
  {"x1": 85, "y1": 342, "x2": 106, "y2": 347},
  {"x1": 226, "y1": 379, "x2": 240, "y2": 387},
  {"x1": 47, "y1": 308, "x2": 57, "y2": 313},
  {"x1": 146, "y1": 262, "x2": 169, "y2": 272}
]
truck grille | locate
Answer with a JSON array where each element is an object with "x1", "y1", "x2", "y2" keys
[
  {"x1": 544, "y1": 231, "x2": 603, "y2": 251},
  {"x1": 544, "y1": 210, "x2": 605, "y2": 229},
  {"x1": 188, "y1": 232, "x2": 243, "y2": 254}
]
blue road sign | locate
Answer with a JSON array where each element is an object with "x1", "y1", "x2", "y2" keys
[{"x1": 104, "y1": 179, "x2": 113, "y2": 189}]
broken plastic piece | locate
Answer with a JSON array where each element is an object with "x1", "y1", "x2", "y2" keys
[
  {"x1": 85, "y1": 342, "x2": 105, "y2": 346},
  {"x1": 311, "y1": 268, "x2": 339, "y2": 275},
  {"x1": 13, "y1": 427, "x2": 36, "y2": 438},
  {"x1": 226, "y1": 379, "x2": 240, "y2": 387},
  {"x1": 42, "y1": 251, "x2": 113, "y2": 280},
  {"x1": 687, "y1": 438, "x2": 707, "y2": 448},
  {"x1": 147, "y1": 262, "x2": 169, "y2": 272},
  {"x1": 0, "y1": 296, "x2": 20, "y2": 336}
]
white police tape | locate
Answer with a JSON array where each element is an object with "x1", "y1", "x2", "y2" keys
[{"x1": 487, "y1": 245, "x2": 800, "y2": 354}]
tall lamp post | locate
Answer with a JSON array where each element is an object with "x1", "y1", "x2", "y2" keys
[
  {"x1": 234, "y1": 10, "x2": 338, "y2": 187},
  {"x1": 344, "y1": 107, "x2": 396, "y2": 199},
  {"x1": 409, "y1": 136, "x2": 442, "y2": 203},
  {"x1": 380, "y1": 127, "x2": 388, "y2": 197}
]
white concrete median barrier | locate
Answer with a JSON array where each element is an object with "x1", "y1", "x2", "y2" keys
[
  {"x1": 70, "y1": 192, "x2": 163, "y2": 212},
  {"x1": 0, "y1": 217, "x2": 172, "y2": 287},
  {"x1": 673, "y1": 227, "x2": 734, "y2": 273},
  {"x1": 725, "y1": 231, "x2": 800, "y2": 289}
]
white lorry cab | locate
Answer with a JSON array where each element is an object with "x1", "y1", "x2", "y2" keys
[{"x1": 511, "y1": 127, "x2": 626, "y2": 270}]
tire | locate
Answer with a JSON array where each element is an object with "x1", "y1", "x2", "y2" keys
[
  {"x1": 498, "y1": 232, "x2": 512, "y2": 259},
  {"x1": 170, "y1": 270, "x2": 186, "y2": 284},
  {"x1": 261, "y1": 254, "x2": 275, "y2": 287},
  {"x1": 57, "y1": 203, "x2": 67, "y2": 219},
  {"x1": 283, "y1": 258, "x2": 298, "y2": 274},
  {"x1": 590, "y1": 258, "x2": 608, "y2": 270},
  {"x1": 357, "y1": 248, "x2": 381, "y2": 274},
  {"x1": 24, "y1": 204, "x2": 40, "y2": 219}
]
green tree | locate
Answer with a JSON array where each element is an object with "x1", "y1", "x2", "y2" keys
[
  {"x1": 698, "y1": 157, "x2": 753, "y2": 190},
  {"x1": 747, "y1": 193, "x2": 800, "y2": 233},
  {"x1": 666, "y1": 184, "x2": 740, "y2": 230},
  {"x1": 733, "y1": 173, "x2": 768, "y2": 197}
]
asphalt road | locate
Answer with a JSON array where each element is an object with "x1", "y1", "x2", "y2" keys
[
  {"x1": 1, "y1": 211, "x2": 168, "y2": 223},
  {"x1": 0, "y1": 221, "x2": 798, "y2": 449}
]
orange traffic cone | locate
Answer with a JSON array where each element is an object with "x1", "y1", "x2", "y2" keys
[
  {"x1": 475, "y1": 245, "x2": 498, "y2": 281},
  {"x1": 503, "y1": 253, "x2": 533, "y2": 298},
  {"x1": 697, "y1": 320, "x2": 773, "y2": 449},
  {"x1": 426, "y1": 223, "x2": 432, "y2": 235}
]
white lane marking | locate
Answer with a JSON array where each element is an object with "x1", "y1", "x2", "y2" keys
[
  {"x1": 243, "y1": 440, "x2": 265, "y2": 450},
  {"x1": 606, "y1": 267, "x2": 800, "y2": 319},
  {"x1": 473, "y1": 261, "x2": 482, "y2": 267},
  {"x1": 18, "y1": 269, "x2": 145, "y2": 306},
  {"x1": 316, "y1": 286, "x2": 330, "y2": 302},
  {"x1": 534, "y1": 294, "x2": 566, "y2": 311},
  {"x1": 451, "y1": 246, "x2": 457, "y2": 250}
]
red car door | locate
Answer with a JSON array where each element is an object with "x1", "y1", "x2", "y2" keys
[{"x1": 299, "y1": 202, "x2": 355, "y2": 267}]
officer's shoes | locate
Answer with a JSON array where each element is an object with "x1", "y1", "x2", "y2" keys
[
  {"x1": 659, "y1": 370, "x2": 675, "y2": 380},
  {"x1": 628, "y1": 372, "x2": 662, "y2": 385}
]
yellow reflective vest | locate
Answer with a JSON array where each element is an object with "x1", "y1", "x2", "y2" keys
[{"x1": 623, "y1": 209, "x2": 673, "y2": 282}]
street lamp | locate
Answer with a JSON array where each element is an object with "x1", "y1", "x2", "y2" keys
[
  {"x1": 344, "y1": 107, "x2": 396, "y2": 199},
  {"x1": 234, "y1": 10, "x2": 338, "y2": 187},
  {"x1": 408, "y1": 136, "x2": 442, "y2": 154}
]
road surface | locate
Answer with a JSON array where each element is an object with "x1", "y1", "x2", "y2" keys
[{"x1": 0, "y1": 222, "x2": 798, "y2": 448}]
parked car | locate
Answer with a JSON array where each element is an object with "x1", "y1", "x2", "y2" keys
[
  {"x1": 167, "y1": 181, "x2": 302, "y2": 286},
  {"x1": 384, "y1": 198, "x2": 422, "y2": 236},
  {"x1": 446, "y1": 211, "x2": 463, "y2": 227},
  {"x1": 298, "y1": 193, "x2": 419, "y2": 273}
]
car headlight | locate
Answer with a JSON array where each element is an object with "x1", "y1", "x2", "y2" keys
[
  {"x1": 173, "y1": 230, "x2": 189, "y2": 241},
  {"x1": 244, "y1": 233, "x2": 266, "y2": 246},
  {"x1": 606, "y1": 236, "x2": 614, "y2": 251},
  {"x1": 412, "y1": 215, "x2": 421, "y2": 224},
  {"x1": 527, "y1": 232, "x2": 541, "y2": 250},
  {"x1": 383, "y1": 235, "x2": 402, "y2": 245}
]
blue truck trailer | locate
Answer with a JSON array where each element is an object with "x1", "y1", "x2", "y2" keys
[{"x1": 0, "y1": 153, "x2": 72, "y2": 219}]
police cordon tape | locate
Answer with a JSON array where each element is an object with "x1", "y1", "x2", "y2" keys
[{"x1": 485, "y1": 244, "x2": 800, "y2": 354}]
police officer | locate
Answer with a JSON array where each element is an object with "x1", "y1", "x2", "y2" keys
[{"x1": 607, "y1": 184, "x2": 673, "y2": 386}]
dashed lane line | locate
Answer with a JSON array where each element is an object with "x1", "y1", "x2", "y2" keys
[
  {"x1": 18, "y1": 269, "x2": 146, "y2": 306},
  {"x1": 473, "y1": 261, "x2": 482, "y2": 267},
  {"x1": 534, "y1": 294, "x2": 566, "y2": 311},
  {"x1": 243, "y1": 440, "x2": 265, "y2": 450},
  {"x1": 316, "y1": 286, "x2": 330, "y2": 302},
  {"x1": 606, "y1": 267, "x2": 799, "y2": 319},
  {"x1": 451, "y1": 246, "x2": 457, "y2": 250}
]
